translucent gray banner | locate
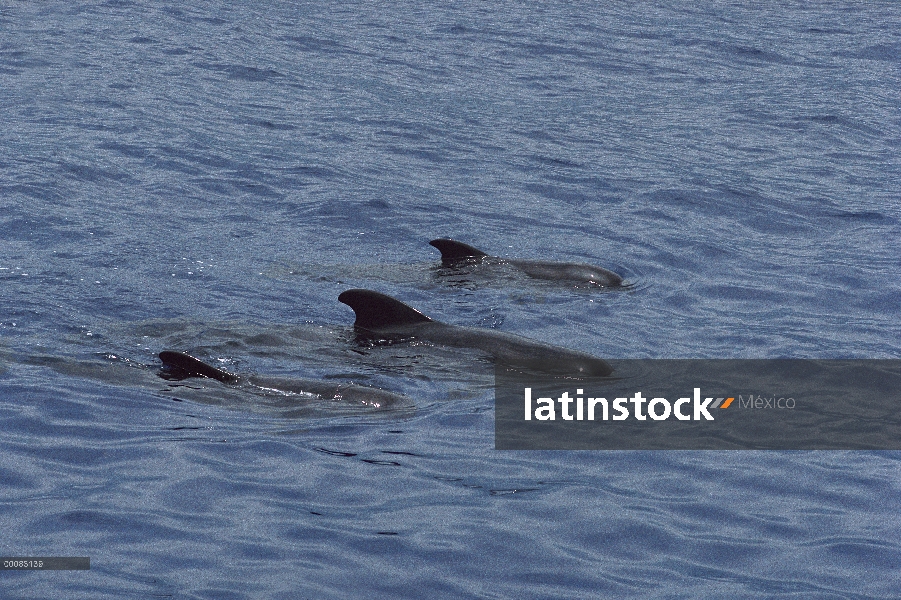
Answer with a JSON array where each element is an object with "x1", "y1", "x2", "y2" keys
[
  {"x1": 0, "y1": 557, "x2": 90, "y2": 570},
  {"x1": 495, "y1": 360, "x2": 901, "y2": 449}
]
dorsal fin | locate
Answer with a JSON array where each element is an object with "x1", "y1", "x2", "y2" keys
[
  {"x1": 429, "y1": 239, "x2": 489, "y2": 263},
  {"x1": 338, "y1": 289, "x2": 433, "y2": 331},
  {"x1": 159, "y1": 351, "x2": 240, "y2": 384}
]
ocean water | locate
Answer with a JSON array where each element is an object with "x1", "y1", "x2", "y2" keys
[{"x1": 1, "y1": 1, "x2": 900, "y2": 597}]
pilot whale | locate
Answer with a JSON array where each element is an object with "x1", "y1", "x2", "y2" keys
[
  {"x1": 429, "y1": 238, "x2": 624, "y2": 288},
  {"x1": 158, "y1": 350, "x2": 407, "y2": 409},
  {"x1": 337, "y1": 289, "x2": 613, "y2": 377}
]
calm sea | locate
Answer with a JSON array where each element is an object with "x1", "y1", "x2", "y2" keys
[{"x1": 1, "y1": 1, "x2": 899, "y2": 597}]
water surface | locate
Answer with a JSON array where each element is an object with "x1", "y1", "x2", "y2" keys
[{"x1": 1, "y1": 1, "x2": 899, "y2": 597}]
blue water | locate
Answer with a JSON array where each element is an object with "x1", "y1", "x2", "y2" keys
[{"x1": 2, "y1": 1, "x2": 900, "y2": 597}]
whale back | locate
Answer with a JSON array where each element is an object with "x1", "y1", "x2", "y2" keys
[{"x1": 338, "y1": 289, "x2": 433, "y2": 331}]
